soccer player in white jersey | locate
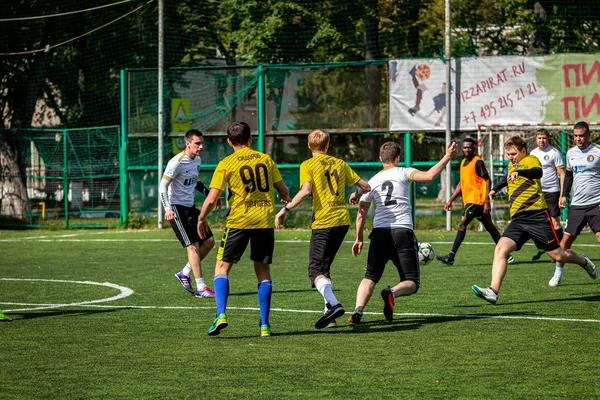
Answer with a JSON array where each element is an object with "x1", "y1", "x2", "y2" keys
[
  {"x1": 529, "y1": 129, "x2": 565, "y2": 266},
  {"x1": 159, "y1": 129, "x2": 220, "y2": 298},
  {"x1": 553, "y1": 121, "x2": 600, "y2": 285},
  {"x1": 347, "y1": 141, "x2": 457, "y2": 323}
]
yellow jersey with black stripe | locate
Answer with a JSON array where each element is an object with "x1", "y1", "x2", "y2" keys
[
  {"x1": 210, "y1": 147, "x2": 282, "y2": 229},
  {"x1": 300, "y1": 154, "x2": 361, "y2": 229},
  {"x1": 507, "y1": 155, "x2": 547, "y2": 217}
]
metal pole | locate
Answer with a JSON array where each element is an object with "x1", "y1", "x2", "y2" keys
[
  {"x1": 119, "y1": 69, "x2": 128, "y2": 227},
  {"x1": 257, "y1": 65, "x2": 265, "y2": 153},
  {"x1": 63, "y1": 129, "x2": 69, "y2": 229},
  {"x1": 444, "y1": 0, "x2": 452, "y2": 230},
  {"x1": 405, "y1": 131, "x2": 415, "y2": 223},
  {"x1": 157, "y1": 0, "x2": 164, "y2": 229}
]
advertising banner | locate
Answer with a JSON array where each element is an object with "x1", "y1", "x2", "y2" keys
[{"x1": 389, "y1": 54, "x2": 600, "y2": 131}]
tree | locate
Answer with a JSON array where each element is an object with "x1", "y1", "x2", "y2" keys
[{"x1": 0, "y1": 0, "x2": 160, "y2": 218}]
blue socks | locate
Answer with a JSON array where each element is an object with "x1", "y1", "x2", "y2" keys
[
  {"x1": 214, "y1": 274, "x2": 229, "y2": 315},
  {"x1": 214, "y1": 275, "x2": 272, "y2": 326},
  {"x1": 258, "y1": 280, "x2": 272, "y2": 326}
]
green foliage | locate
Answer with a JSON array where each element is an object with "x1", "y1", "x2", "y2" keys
[
  {"x1": 3, "y1": 0, "x2": 600, "y2": 132},
  {"x1": 124, "y1": 212, "x2": 149, "y2": 229}
]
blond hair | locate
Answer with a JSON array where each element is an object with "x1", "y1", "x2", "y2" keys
[{"x1": 308, "y1": 130, "x2": 330, "y2": 152}]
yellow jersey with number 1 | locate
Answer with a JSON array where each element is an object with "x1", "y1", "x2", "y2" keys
[
  {"x1": 300, "y1": 154, "x2": 361, "y2": 229},
  {"x1": 210, "y1": 147, "x2": 282, "y2": 229}
]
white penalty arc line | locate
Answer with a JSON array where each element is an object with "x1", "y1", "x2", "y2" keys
[
  {"x1": 0, "y1": 278, "x2": 134, "y2": 312},
  {"x1": 1, "y1": 278, "x2": 598, "y2": 323}
]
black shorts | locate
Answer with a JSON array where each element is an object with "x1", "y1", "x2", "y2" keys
[
  {"x1": 169, "y1": 204, "x2": 213, "y2": 247},
  {"x1": 217, "y1": 227, "x2": 275, "y2": 264},
  {"x1": 365, "y1": 228, "x2": 420, "y2": 290},
  {"x1": 308, "y1": 225, "x2": 349, "y2": 284},
  {"x1": 565, "y1": 203, "x2": 600, "y2": 236},
  {"x1": 462, "y1": 203, "x2": 485, "y2": 219},
  {"x1": 544, "y1": 192, "x2": 560, "y2": 218},
  {"x1": 502, "y1": 210, "x2": 560, "y2": 251}
]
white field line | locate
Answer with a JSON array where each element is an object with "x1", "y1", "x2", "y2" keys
[
  {"x1": 1, "y1": 237, "x2": 599, "y2": 248},
  {"x1": 1, "y1": 278, "x2": 599, "y2": 323},
  {"x1": 1, "y1": 301, "x2": 599, "y2": 324},
  {"x1": 9, "y1": 229, "x2": 150, "y2": 241},
  {"x1": 0, "y1": 278, "x2": 134, "y2": 312}
]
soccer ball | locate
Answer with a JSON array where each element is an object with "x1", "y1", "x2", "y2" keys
[
  {"x1": 418, "y1": 242, "x2": 435, "y2": 265},
  {"x1": 415, "y1": 64, "x2": 431, "y2": 81}
]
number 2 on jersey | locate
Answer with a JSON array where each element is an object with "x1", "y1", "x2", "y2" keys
[
  {"x1": 324, "y1": 169, "x2": 340, "y2": 196},
  {"x1": 382, "y1": 181, "x2": 397, "y2": 206}
]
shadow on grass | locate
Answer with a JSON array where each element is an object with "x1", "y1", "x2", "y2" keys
[
  {"x1": 549, "y1": 281, "x2": 600, "y2": 288},
  {"x1": 8, "y1": 308, "x2": 123, "y2": 321},
  {"x1": 231, "y1": 288, "x2": 326, "y2": 297},
  {"x1": 504, "y1": 293, "x2": 600, "y2": 305},
  {"x1": 211, "y1": 311, "x2": 539, "y2": 339}
]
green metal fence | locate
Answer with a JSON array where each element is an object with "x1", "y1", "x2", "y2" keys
[{"x1": 0, "y1": 127, "x2": 123, "y2": 228}]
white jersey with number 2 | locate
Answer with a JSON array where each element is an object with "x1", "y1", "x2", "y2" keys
[{"x1": 359, "y1": 167, "x2": 418, "y2": 229}]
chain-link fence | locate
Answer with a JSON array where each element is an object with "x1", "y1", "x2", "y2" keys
[{"x1": 0, "y1": 127, "x2": 123, "y2": 228}]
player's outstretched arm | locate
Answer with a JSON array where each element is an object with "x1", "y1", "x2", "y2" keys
[{"x1": 413, "y1": 142, "x2": 457, "y2": 182}]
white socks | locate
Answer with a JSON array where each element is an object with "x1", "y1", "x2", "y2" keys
[
  {"x1": 315, "y1": 277, "x2": 339, "y2": 306},
  {"x1": 181, "y1": 263, "x2": 205, "y2": 288},
  {"x1": 553, "y1": 265, "x2": 563, "y2": 280},
  {"x1": 182, "y1": 263, "x2": 192, "y2": 276}
]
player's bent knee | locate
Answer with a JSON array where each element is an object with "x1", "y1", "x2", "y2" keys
[
  {"x1": 403, "y1": 279, "x2": 419, "y2": 294},
  {"x1": 411, "y1": 281, "x2": 420, "y2": 294},
  {"x1": 550, "y1": 249, "x2": 569, "y2": 264},
  {"x1": 204, "y1": 236, "x2": 216, "y2": 249}
]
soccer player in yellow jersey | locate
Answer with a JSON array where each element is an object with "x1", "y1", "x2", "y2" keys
[
  {"x1": 198, "y1": 122, "x2": 291, "y2": 337},
  {"x1": 275, "y1": 130, "x2": 370, "y2": 329},
  {"x1": 472, "y1": 136, "x2": 596, "y2": 304}
]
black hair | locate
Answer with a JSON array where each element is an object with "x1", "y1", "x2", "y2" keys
[{"x1": 227, "y1": 121, "x2": 251, "y2": 145}]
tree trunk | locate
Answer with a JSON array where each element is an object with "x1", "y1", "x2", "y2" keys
[{"x1": 0, "y1": 135, "x2": 29, "y2": 218}]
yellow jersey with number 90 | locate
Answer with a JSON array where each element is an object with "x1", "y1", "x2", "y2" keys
[
  {"x1": 300, "y1": 154, "x2": 361, "y2": 229},
  {"x1": 210, "y1": 147, "x2": 283, "y2": 229}
]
